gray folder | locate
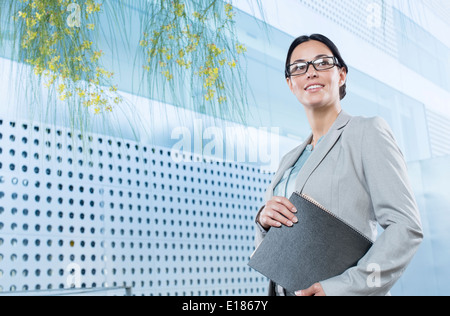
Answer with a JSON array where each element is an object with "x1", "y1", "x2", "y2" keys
[{"x1": 248, "y1": 192, "x2": 373, "y2": 295}]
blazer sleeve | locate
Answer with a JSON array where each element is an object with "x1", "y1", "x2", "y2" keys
[
  {"x1": 254, "y1": 152, "x2": 292, "y2": 248},
  {"x1": 320, "y1": 117, "x2": 423, "y2": 296},
  {"x1": 254, "y1": 205, "x2": 268, "y2": 248}
]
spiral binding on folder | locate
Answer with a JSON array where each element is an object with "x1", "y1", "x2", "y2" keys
[{"x1": 296, "y1": 192, "x2": 373, "y2": 245}]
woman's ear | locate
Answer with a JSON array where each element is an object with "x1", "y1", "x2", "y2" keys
[
  {"x1": 339, "y1": 68, "x2": 347, "y2": 87},
  {"x1": 286, "y1": 76, "x2": 294, "y2": 93}
]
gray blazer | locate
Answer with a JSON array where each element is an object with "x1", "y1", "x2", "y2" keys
[{"x1": 255, "y1": 110, "x2": 423, "y2": 296}]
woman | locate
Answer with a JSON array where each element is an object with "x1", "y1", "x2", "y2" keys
[{"x1": 255, "y1": 34, "x2": 423, "y2": 296}]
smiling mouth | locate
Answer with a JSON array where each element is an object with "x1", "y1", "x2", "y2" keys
[{"x1": 305, "y1": 84, "x2": 325, "y2": 91}]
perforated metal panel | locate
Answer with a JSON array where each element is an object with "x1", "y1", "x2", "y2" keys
[{"x1": 0, "y1": 117, "x2": 271, "y2": 295}]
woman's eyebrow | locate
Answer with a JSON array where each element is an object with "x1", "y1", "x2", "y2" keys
[{"x1": 292, "y1": 54, "x2": 329, "y2": 63}]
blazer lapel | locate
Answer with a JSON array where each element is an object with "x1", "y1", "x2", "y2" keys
[
  {"x1": 294, "y1": 110, "x2": 352, "y2": 193},
  {"x1": 266, "y1": 134, "x2": 313, "y2": 200},
  {"x1": 265, "y1": 110, "x2": 352, "y2": 201}
]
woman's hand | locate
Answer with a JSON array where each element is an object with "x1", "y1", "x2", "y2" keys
[
  {"x1": 258, "y1": 196, "x2": 298, "y2": 230},
  {"x1": 295, "y1": 283, "x2": 326, "y2": 296}
]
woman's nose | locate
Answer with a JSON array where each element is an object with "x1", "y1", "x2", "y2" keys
[{"x1": 306, "y1": 67, "x2": 318, "y2": 79}]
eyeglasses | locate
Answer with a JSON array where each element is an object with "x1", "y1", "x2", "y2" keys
[{"x1": 287, "y1": 56, "x2": 339, "y2": 77}]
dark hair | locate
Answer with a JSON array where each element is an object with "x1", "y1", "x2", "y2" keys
[{"x1": 285, "y1": 34, "x2": 349, "y2": 100}]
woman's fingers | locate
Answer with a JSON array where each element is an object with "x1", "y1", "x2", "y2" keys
[
  {"x1": 268, "y1": 205, "x2": 298, "y2": 226},
  {"x1": 260, "y1": 214, "x2": 283, "y2": 228},
  {"x1": 259, "y1": 196, "x2": 299, "y2": 229},
  {"x1": 273, "y1": 196, "x2": 298, "y2": 214},
  {"x1": 295, "y1": 283, "x2": 326, "y2": 296}
]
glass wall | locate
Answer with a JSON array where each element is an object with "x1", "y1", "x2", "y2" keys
[
  {"x1": 235, "y1": 10, "x2": 431, "y2": 164},
  {"x1": 394, "y1": 8, "x2": 450, "y2": 92},
  {"x1": 344, "y1": 67, "x2": 430, "y2": 162},
  {"x1": 393, "y1": 156, "x2": 450, "y2": 295},
  {"x1": 0, "y1": 1, "x2": 449, "y2": 296}
]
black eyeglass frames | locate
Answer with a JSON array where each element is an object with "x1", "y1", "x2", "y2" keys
[{"x1": 286, "y1": 56, "x2": 339, "y2": 77}]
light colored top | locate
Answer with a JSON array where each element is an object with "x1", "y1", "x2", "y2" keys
[{"x1": 273, "y1": 137, "x2": 323, "y2": 199}]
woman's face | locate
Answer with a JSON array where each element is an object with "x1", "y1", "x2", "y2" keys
[{"x1": 286, "y1": 40, "x2": 347, "y2": 111}]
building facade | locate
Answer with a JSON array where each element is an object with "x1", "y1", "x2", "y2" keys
[{"x1": 1, "y1": 0, "x2": 449, "y2": 295}]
